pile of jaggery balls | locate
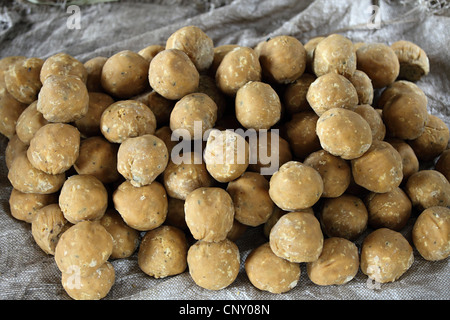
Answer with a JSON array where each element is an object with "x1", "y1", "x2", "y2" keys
[{"x1": 1, "y1": 25, "x2": 449, "y2": 299}]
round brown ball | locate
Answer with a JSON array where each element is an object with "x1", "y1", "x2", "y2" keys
[
  {"x1": 245, "y1": 242, "x2": 300, "y2": 294},
  {"x1": 170, "y1": 92, "x2": 218, "y2": 139},
  {"x1": 37, "y1": 74, "x2": 89, "y2": 123},
  {"x1": 360, "y1": 228, "x2": 414, "y2": 283},
  {"x1": 386, "y1": 138, "x2": 419, "y2": 182},
  {"x1": 304, "y1": 36, "x2": 324, "y2": 73},
  {"x1": 226, "y1": 171, "x2": 274, "y2": 227},
  {"x1": 365, "y1": 187, "x2": 412, "y2": 231},
  {"x1": 9, "y1": 188, "x2": 58, "y2": 223},
  {"x1": 405, "y1": 170, "x2": 450, "y2": 211},
  {"x1": 84, "y1": 56, "x2": 107, "y2": 92},
  {"x1": 31, "y1": 203, "x2": 71, "y2": 255},
  {"x1": 210, "y1": 44, "x2": 239, "y2": 75},
  {"x1": 312, "y1": 33, "x2": 356, "y2": 78},
  {"x1": 163, "y1": 151, "x2": 213, "y2": 200},
  {"x1": 269, "y1": 161, "x2": 323, "y2": 211},
  {"x1": 149, "y1": 49, "x2": 199, "y2": 100},
  {"x1": 306, "y1": 73, "x2": 358, "y2": 116},
  {"x1": 235, "y1": 81, "x2": 281, "y2": 130},
  {"x1": 4, "y1": 57, "x2": 44, "y2": 104},
  {"x1": 8, "y1": 152, "x2": 66, "y2": 194},
  {"x1": 166, "y1": 25, "x2": 214, "y2": 72},
  {"x1": 306, "y1": 237, "x2": 359, "y2": 286},
  {"x1": 348, "y1": 70, "x2": 374, "y2": 105},
  {"x1": 303, "y1": 149, "x2": 351, "y2": 198},
  {"x1": 356, "y1": 43, "x2": 400, "y2": 88},
  {"x1": 353, "y1": 104, "x2": 386, "y2": 141},
  {"x1": 203, "y1": 129, "x2": 249, "y2": 183},
  {"x1": 134, "y1": 90, "x2": 175, "y2": 126},
  {"x1": 391, "y1": 40, "x2": 429, "y2": 81},
  {"x1": 59, "y1": 174, "x2": 108, "y2": 224},
  {"x1": 351, "y1": 140, "x2": 403, "y2": 193},
  {"x1": 320, "y1": 194, "x2": 368, "y2": 241},
  {"x1": 0, "y1": 86, "x2": 27, "y2": 139},
  {"x1": 269, "y1": 211, "x2": 323, "y2": 263},
  {"x1": 412, "y1": 206, "x2": 449, "y2": 261},
  {"x1": 54, "y1": 220, "x2": 114, "y2": 277},
  {"x1": 61, "y1": 261, "x2": 115, "y2": 300},
  {"x1": 99, "y1": 209, "x2": 139, "y2": 259},
  {"x1": 5, "y1": 134, "x2": 27, "y2": 170},
  {"x1": 15, "y1": 100, "x2": 48, "y2": 145},
  {"x1": 258, "y1": 35, "x2": 306, "y2": 84},
  {"x1": 116, "y1": 134, "x2": 168, "y2": 187},
  {"x1": 316, "y1": 108, "x2": 372, "y2": 160},
  {"x1": 138, "y1": 225, "x2": 188, "y2": 278},
  {"x1": 184, "y1": 187, "x2": 235, "y2": 242},
  {"x1": 187, "y1": 239, "x2": 240, "y2": 291},
  {"x1": 27, "y1": 123, "x2": 80, "y2": 175},
  {"x1": 74, "y1": 92, "x2": 115, "y2": 137},
  {"x1": 101, "y1": 50, "x2": 149, "y2": 98},
  {"x1": 215, "y1": 46, "x2": 261, "y2": 96},
  {"x1": 40, "y1": 52, "x2": 88, "y2": 83},
  {"x1": 100, "y1": 100, "x2": 157, "y2": 144},
  {"x1": 283, "y1": 73, "x2": 316, "y2": 115},
  {"x1": 113, "y1": 180, "x2": 168, "y2": 231},
  {"x1": 138, "y1": 44, "x2": 165, "y2": 63}
]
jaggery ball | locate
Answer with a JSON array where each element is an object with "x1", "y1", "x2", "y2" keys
[
  {"x1": 360, "y1": 228, "x2": 414, "y2": 283},
  {"x1": 116, "y1": 134, "x2": 168, "y2": 187},
  {"x1": 304, "y1": 36, "x2": 324, "y2": 73},
  {"x1": 9, "y1": 188, "x2": 58, "y2": 223},
  {"x1": 235, "y1": 81, "x2": 281, "y2": 130},
  {"x1": 387, "y1": 138, "x2": 419, "y2": 181},
  {"x1": 0, "y1": 86, "x2": 27, "y2": 139},
  {"x1": 15, "y1": 100, "x2": 48, "y2": 145},
  {"x1": 258, "y1": 35, "x2": 306, "y2": 84},
  {"x1": 0, "y1": 56, "x2": 26, "y2": 86},
  {"x1": 37, "y1": 74, "x2": 89, "y2": 123},
  {"x1": 405, "y1": 170, "x2": 450, "y2": 211},
  {"x1": 101, "y1": 50, "x2": 149, "y2": 98},
  {"x1": 312, "y1": 33, "x2": 356, "y2": 78},
  {"x1": 61, "y1": 261, "x2": 115, "y2": 300},
  {"x1": 412, "y1": 206, "x2": 449, "y2": 261},
  {"x1": 184, "y1": 187, "x2": 235, "y2": 242},
  {"x1": 263, "y1": 206, "x2": 289, "y2": 238},
  {"x1": 197, "y1": 75, "x2": 227, "y2": 120},
  {"x1": 391, "y1": 40, "x2": 430, "y2": 81},
  {"x1": 269, "y1": 211, "x2": 323, "y2": 263},
  {"x1": 247, "y1": 131, "x2": 292, "y2": 176},
  {"x1": 31, "y1": 203, "x2": 71, "y2": 255},
  {"x1": 269, "y1": 161, "x2": 323, "y2": 211},
  {"x1": 283, "y1": 73, "x2": 316, "y2": 115},
  {"x1": 353, "y1": 104, "x2": 386, "y2": 141},
  {"x1": 84, "y1": 56, "x2": 107, "y2": 92},
  {"x1": 215, "y1": 46, "x2": 261, "y2": 96},
  {"x1": 226, "y1": 172, "x2": 274, "y2": 227},
  {"x1": 4, "y1": 57, "x2": 44, "y2": 104},
  {"x1": 99, "y1": 209, "x2": 139, "y2": 259},
  {"x1": 138, "y1": 225, "x2": 188, "y2": 278},
  {"x1": 59, "y1": 174, "x2": 108, "y2": 224},
  {"x1": 166, "y1": 25, "x2": 214, "y2": 72},
  {"x1": 435, "y1": 149, "x2": 450, "y2": 181},
  {"x1": 306, "y1": 237, "x2": 359, "y2": 286},
  {"x1": 135, "y1": 90, "x2": 175, "y2": 126},
  {"x1": 365, "y1": 187, "x2": 412, "y2": 231},
  {"x1": 74, "y1": 92, "x2": 115, "y2": 137},
  {"x1": 8, "y1": 152, "x2": 66, "y2": 194},
  {"x1": 163, "y1": 151, "x2": 213, "y2": 200},
  {"x1": 210, "y1": 44, "x2": 239, "y2": 75},
  {"x1": 245, "y1": 242, "x2": 300, "y2": 294},
  {"x1": 306, "y1": 73, "x2": 358, "y2": 116},
  {"x1": 283, "y1": 111, "x2": 321, "y2": 160},
  {"x1": 165, "y1": 197, "x2": 188, "y2": 230},
  {"x1": 149, "y1": 49, "x2": 199, "y2": 100},
  {"x1": 320, "y1": 194, "x2": 368, "y2": 241},
  {"x1": 408, "y1": 114, "x2": 449, "y2": 162},
  {"x1": 203, "y1": 129, "x2": 249, "y2": 183},
  {"x1": 170, "y1": 92, "x2": 217, "y2": 139},
  {"x1": 351, "y1": 140, "x2": 403, "y2": 193},
  {"x1": 54, "y1": 220, "x2": 113, "y2": 277},
  {"x1": 356, "y1": 43, "x2": 400, "y2": 88},
  {"x1": 74, "y1": 136, "x2": 120, "y2": 184},
  {"x1": 348, "y1": 70, "x2": 374, "y2": 105},
  {"x1": 316, "y1": 108, "x2": 372, "y2": 160},
  {"x1": 100, "y1": 100, "x2": 157, "y2": 144},
  {"x1": 138, "y1": 44, "x2": 165, "y2": 63},
  {"x1": 226, "y1": 219, "x2": 248, "y2": 242},
  {"x1": 113, "y1": 180, "x2": 168, "y2": 231},
  {"x1": 303, "y1": 149, "x2": 351, "y2": 198},
  {"x1": 154, "y1": 125, "x2": 178, "y2": 156},
  {"x1": 40, "y1": 52, "x2": 88, "y2": 83},
  {"x1": 5, "y1": 134, "x2": 27, "y2": 169},
  {"x1": 187, "y1": 239, "x2": 240, "y2": 291},
  {"x1": 27, "y1": 123, "x2": 80, "y2": 175}
]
